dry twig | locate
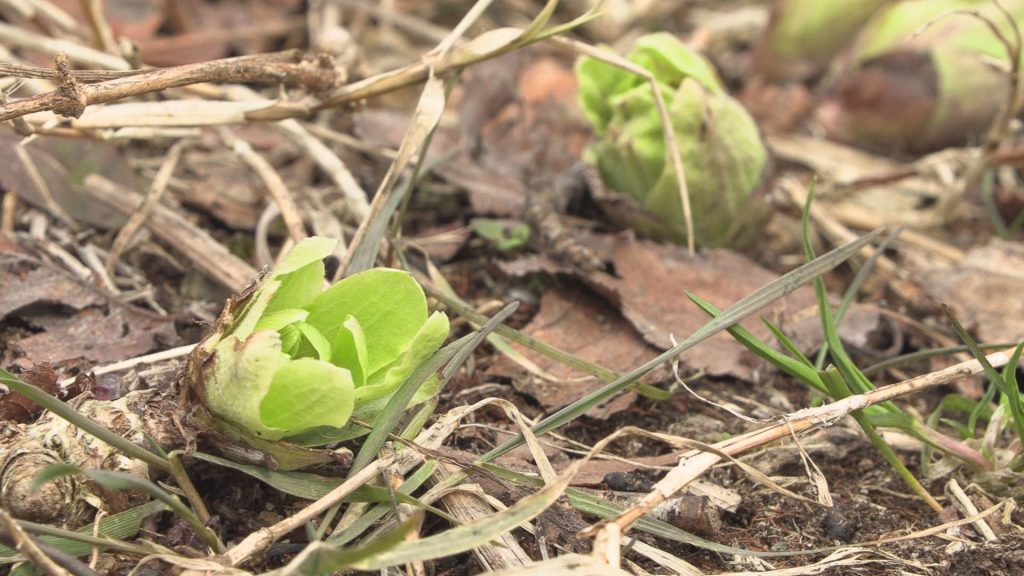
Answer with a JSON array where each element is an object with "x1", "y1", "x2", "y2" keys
[{"x1": 0, "y1": 51, "x2": 343, "y2": 122}]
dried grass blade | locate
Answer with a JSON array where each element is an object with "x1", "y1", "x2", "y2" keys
[{"x1": 338, "y1": 74, "x2": 446, "y2": 277}]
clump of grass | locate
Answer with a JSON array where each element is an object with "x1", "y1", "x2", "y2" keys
[{"x1": 695, "y1": 191, "x2": 1024, "y2": 512}]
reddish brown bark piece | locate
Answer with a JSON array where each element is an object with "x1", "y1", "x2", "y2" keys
[
  {"x1": 922, "y1": 240, "x2": 1024, "y2": 343},
  {"x1": 488, "y1": 286, "x2": 649, "y2": 418},
  {"x1": 588, "y1": 237, "x2": 817, "y2": 379},
  {"x1": 0, "y1": 363, "x2": 58, "y2": 422}
]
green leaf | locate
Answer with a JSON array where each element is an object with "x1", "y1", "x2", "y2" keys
[
  {"x1": 230, "y1": 279, "x2": 282, "y2": 342},
  {"x1": 280, "y1": 323, "x2": 303, "y2": 357},
  {"x1": 629, "y1": 32, "x2": 723, "y2": 95},
  {"x1": 265, "y1": 261, "x2": 326, "y2": 315},
  {"x1": 470, "y1": 218, "x2": 531, "y2": 251},
  {"x1": 255, "y1": 308, "x2": 309, "y2": 332},
  {"x1": 575, "y1": 50, "x2": 637, "y2": 132},
  {"x1": 233, "y1": 237, "x2": 337, "y2": 337},
  {"x1": 260, "y1": 358, "x2": 355, "y2": 435},
  {"x1": 296, "y1": 321, "x2": 332, "y2": 361},
  {"x1": 332, "y1": 315, "x2": 369, "y2": 386},
  {"x1": 272, "y1": 236, "x2": 338, "y2": 276},
  {"x1": 306, "y1": 268, "x2": 430, "y2": 376},
  {"x1": 205, "y1": 332, "x2": 284, "y2": 439},
  {"x1": 576, "y1": 33, "x2": 767, "y2": 248},
  {"x1": 359, "y1": 312, "x2": 450, "y2": 400}
]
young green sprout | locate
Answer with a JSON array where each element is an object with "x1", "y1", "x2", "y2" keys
[{"x1": 190, "y1": 237, "x2": 449, "y2": 441}]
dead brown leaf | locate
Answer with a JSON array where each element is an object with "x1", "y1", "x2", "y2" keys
[
  {"x1": 487, "y1": 285, "x2": 651, "y2": 418},
  {"x1": 1, "y1": 254, "x2": 177, "y2": 366},
  {"x1": 177, "y1": 125, "x2": 311, "y2": 230},
  {"x1": 0, "y1": 363, "x2": 58, "y2": 422},
  {"x1": 354, "y1": 108, "x2": 528, "y2": 216},
  {"x1": 587, "y1": 236, "x2": 817, "y2": 379},
  {"x1": 922, "y1": 240, "x2": 1024, "y2": 344},
  {"x1": 0, "y1": 132, "x2": 132, "y2": 229},
  {"x1": 355, "y1": 49, "x2": 589, "y2": 218}
]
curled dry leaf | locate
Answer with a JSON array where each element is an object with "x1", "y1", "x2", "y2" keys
[
  {"x1": 0, "y1": 363, "x2": 58, "y2": 423},
  {"x1": 356, "y1": 49, "x2": 590, "y2": 218}
]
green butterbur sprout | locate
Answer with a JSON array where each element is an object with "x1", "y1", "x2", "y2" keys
[
  {"x1": 817, "y1": 0, "x2": 1024, "y2": 152},
  {"x1": 576, "y1": 32, "x2": 769, "y2": 248},
  {"x1": 191, "y1": 237, "x2": 450, "y2": 441}
]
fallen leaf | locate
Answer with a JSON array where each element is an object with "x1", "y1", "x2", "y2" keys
[
  {"x1": 486, "y1": 286, "x2": 653, "y2": 418},
  {"x1": 1, "y1": 254, "x2": 178, "y2": 366},
  {"x1": 354, "y1": 108, "x2": 528, "y2": 216},
  {"x1": 0, "y1": 132, "x2": 132, "y2": 229},
  {"x1": 587, "y1": 236, "x2": 817, "y2": 379},
  {"x1": 922, "y1": 240, "x2": 1024, "y2": 343},
  {"x1": 355, "y1": 50, "x2": 590, "y2": 217}
]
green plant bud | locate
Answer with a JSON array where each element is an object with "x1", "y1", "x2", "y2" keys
[
  {"x1": 818, "y1": 0, "x2": 1024, "y2": 153},
  {"x1": 754, "y1": 0, "x2": 893, "y2": 81},
  {"x1": 577, "y1": 33, "x2": 768, "y2": 248}
]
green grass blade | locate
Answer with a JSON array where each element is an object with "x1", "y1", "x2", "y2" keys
[
  {"x1": 329, "y1": 462, "x2": 440, "y2": 546},
  {"x1": 480, "y1": 228, "x2": 881, "y2": 462},
  {"x1": 761, "y1": 318, "x2": 816, "y2": 368},
  {"x1": 188, "y1": 452, "x2": 452, "y2": 524},
  {"x1": 799, "y1": 196, "x2": 896, "y2": 412},
  {"x1": 479, "y1": 463, "x2": 798, "y2": 558},
  {"x1": 33, "y1": 464, "x2": 223, "y2": 552},
  {"x1": 0, "y1": 501, "x2": 166, "y2": 561},
  {"x1": 861, "y1": 342, "x2": 1017, "y2": 377},
  {"x1": 689, "y1": 294, "x2": 826, "y2": 393},
  {"x1": 812, "y1": 229, "x2": 900, "y2": 369},
  {"x1": 944, "y1": 306, "x2": 1024, "y2": 448},
  {"x1": 820, "y1": 367, "x2": 942, "y2": 511},
  {"x1": 287, "y1": 512, "x2": 424, "y2": 573}
]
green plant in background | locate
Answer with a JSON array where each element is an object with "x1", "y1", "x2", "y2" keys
[
  {"x1": 754, "y1": 0, "x2": 893, "y2": 81},
  {"x1": 469, "y1": 218, "x2": 531, "y2": 251},
  {"x1": 190, "y1": 237, "x2": 450, "y2": 441},
  {"x1": 575, "y1": 32, "x2": 768, "y2": 248}
]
